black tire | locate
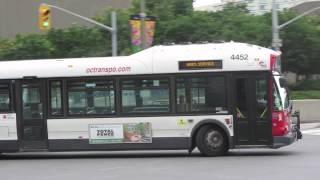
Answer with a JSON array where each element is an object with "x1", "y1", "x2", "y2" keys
[{"x1": 196, "y1": 125, "x2": 229, "y2": 157}]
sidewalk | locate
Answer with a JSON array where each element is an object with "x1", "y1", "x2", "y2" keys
[{"x1": 301, "y1": 123, "x2": 320, "y2": 130}]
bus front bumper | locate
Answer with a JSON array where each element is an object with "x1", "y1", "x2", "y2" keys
[{"x1": 272, "y1": 129, "x2": 302, "y2": 149}]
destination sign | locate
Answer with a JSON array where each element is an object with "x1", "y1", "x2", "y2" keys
[{"x1": 179, "y1": 60, "x2": 222, "y2": 70}]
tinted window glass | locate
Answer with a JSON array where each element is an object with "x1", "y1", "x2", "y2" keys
[
  {"x1": 67, "y1": 80, "x2": 115, "y2": 115},
  {"x1": 235, "y1": 78, "x2": 248, "y2": 118},
  {"x1": 0, "y1": 84, "x2": 10, "y2": 112},
  {"x1": 50, "y1": 81, "x2": 63, "y2": 116},
  {"x1": 273, "y1": 83, "x2": 282, "y2": 111},
  {"x1": 255, "y1": 79, "x2": 268, "y2": 118},
  {"x1": 176, "y1": 76, "x2": 227, "y2": 113},
  {"x1": 22, "y1": 85, "x2": 43, "y2": 119},
  {"x1": 121, "y1": 79, "x2": 170, "y2": 113}
]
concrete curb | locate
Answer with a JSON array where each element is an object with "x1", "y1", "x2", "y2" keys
[
  {"x1": 300, "y1": 123, "x2": 320, "y2": 130},
  {"x1": 292, "y1": 100, "x2": 320, "y2": 124}
]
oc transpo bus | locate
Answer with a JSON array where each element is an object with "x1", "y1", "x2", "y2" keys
[{"x1": 0, "y1": 42, "x2": 301, "y2": 156}]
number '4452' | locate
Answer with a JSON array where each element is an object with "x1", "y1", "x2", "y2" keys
[{"x1": 231, "y1": 54, "x2": 248, "y2": 61}]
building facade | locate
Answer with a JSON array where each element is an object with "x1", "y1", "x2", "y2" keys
[
  {"x1": 194, "y1": 0, "x2": 320, "y2": 15},
  {"x1": 290, "y1": 0, "x2": 320, "y2": 15},
  {"x1": 0, "y1": 0, "x2": 131, "y2": 38}
]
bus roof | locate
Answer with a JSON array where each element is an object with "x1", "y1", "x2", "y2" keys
[{"x1": 0, "y1": 42, "x2": 279, "y2": 79}]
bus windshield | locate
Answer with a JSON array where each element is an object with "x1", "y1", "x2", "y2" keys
[
  {"x1": 273, "y1": 82, "x2": 283, "y2": 111},
  {"x1": 273, "y1": 75, "x2": 290, "y2": 111}
]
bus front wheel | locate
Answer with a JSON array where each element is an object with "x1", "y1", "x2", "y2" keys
[{"x1": 196, "y1": 125, "x2": 229, "y2": 157}]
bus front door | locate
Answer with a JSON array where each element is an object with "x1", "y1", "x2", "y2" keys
[
  {"x1": 16, "y1": 80, "x2": 48, "y2": 150},
  {"x1": 233, "y1": 74, "x2": 272, "y2": 146}
]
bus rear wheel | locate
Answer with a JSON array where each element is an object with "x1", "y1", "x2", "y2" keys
[{"x1": 196, "y1": 125, "x2": 229, "y2": 157}]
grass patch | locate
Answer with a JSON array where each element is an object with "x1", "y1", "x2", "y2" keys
[
  {"x1": 293, "y1": 79, "x2": 320, "y2": 91},
  {"x1": 291, "y1": 90, "x2": 320, "y2": 100}
]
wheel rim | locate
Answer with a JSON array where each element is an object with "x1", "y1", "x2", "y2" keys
[{"x1": 204, "y1": 129, "x2": 224, "y2": 150}]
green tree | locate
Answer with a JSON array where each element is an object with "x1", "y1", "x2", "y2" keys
[
  {"x1": 0, "y1": 34, "x2": 53, "y2": 60},
  {"x1": 280, "y1": 11, "x2": 320, "y2": 74},
  {"x1": 94, "y1": 8, "x2": 132, "y2": 56},
  {"x1": 47, "y1": 26, "x2": 107, "y2": 58},
  {"x1": 0, "y1": 1, "x2": 319, "y2": 77},
  {"x1": 131, "y1": 0, "x2": 193, "y2": 20}
]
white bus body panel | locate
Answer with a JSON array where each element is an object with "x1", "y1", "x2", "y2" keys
[
  {"x1": 152, "y1": 43, "x2": 274, "y2": 74},
  {"x1": 0, "y1": 56, "x2": 152, "y2": 79},
  {"x1": 47, "y1": 115, "x2": 233, "y2": 140},
  {"x1": 0, "y1": 42, "x2": 278, "y2": 80}
]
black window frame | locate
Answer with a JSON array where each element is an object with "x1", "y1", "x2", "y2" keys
[{"x1": 45, "y1": 73, "x2": 232, "y2": 119}]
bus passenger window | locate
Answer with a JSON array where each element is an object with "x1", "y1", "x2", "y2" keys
[
  {"x1": 121, "y1": 79, "x2": 170, "y2": 114},
  {"x1": 22, "y1": 86, "x2": 43, "y2": 119},
  {"x1": 255, "y1": 79, "x2": 268, "y2": 118},
  {"x1": 176, "y1": 77, "x2": 227, "y2": 113},
  {"x1": 0, "y1": 84, "x2": 10, "y2": 112},
  {"x1": 236, "y1": 79, "x2": 248, "y2": 118},
  {"x1": 67, "y1": 80, "x2": 115, "y2": 116},
  {"x1": 50, "y1": 81, "x2": 63, "y2": 116}
]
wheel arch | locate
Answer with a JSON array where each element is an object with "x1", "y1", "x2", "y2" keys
[{"x1": 189, "y1": 119, "x2": 233, "y2": 153}]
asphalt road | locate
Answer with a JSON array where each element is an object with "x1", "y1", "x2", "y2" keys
[{"x1": 0, "y1": 130, "x2": 319, "y2": 180}]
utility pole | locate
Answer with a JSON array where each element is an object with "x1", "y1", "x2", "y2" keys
[
  {"x1": 271, "y1": 0, "x2": 320, "y2": 50},
  {"x1": 44, "y1": 4, "x2": 118, "y2": 56},
  {"x1": 271, "y1": 0, "x2": 281, "y2": 50},
  {"x1": 111, "y1": 11, "x2": 117, "y2": 57},
  {"x1": 140, "y1": 0, "x2": 147, "y2": 50}
]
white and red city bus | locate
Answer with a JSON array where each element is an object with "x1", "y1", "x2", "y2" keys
[{"x1": 0, "y1": 42, "x2": 301, "y2": 156}]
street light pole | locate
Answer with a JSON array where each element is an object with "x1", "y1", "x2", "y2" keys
[
  {"x1": 111, "y1": 11, "x2": 117, "y2": 57},
  {"x1": 45, "y1": 4, "x2": 118, "y2": 56},
  {"x1": 271, "y1": 0, "x2": 320, "y2": 50},
  {"x1": 272, "y1": 0, "x2": 281, "y2": 50},
  {"x1": 140, "y1": 0, "x2": 147, "y2": 50}
]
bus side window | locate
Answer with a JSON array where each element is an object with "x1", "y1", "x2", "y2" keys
[
  {"x1": 49, "y1": 81, "x2": 63, "y2": 116},
  {"x1": 0, "y1": 84, "x2": 11, "y2": 112},
  {"x1": 67, "y1": 80, "x2": 115, "y2": 116},
  {"x1": 176, "y1": 76, "x2": 227, "y2": 113},
  {"x1": 255, "y1": 78, "x2": 268, "y2": 118},
  {"x1": 235, "y1": 78, "x2": 248, "y2": 118},
  {"x1": 121, "y1": 79, "x2": 170, "y2": 114}
]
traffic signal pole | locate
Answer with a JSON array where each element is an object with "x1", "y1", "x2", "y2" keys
[
  {"x1": 43, "y1": 4, "x2": 118, "y2": 56},
  {"x1": 271, "y1": 0, "x2": 320, "y2": 50}
]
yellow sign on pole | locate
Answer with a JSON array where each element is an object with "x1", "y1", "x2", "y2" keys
[{"x1": 39, "y1": 4, "x2": 51, "y2": 30}]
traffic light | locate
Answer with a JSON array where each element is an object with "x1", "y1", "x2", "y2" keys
[{"x1": 39, "y1": 4, "x2": 51, "y2": 30}]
